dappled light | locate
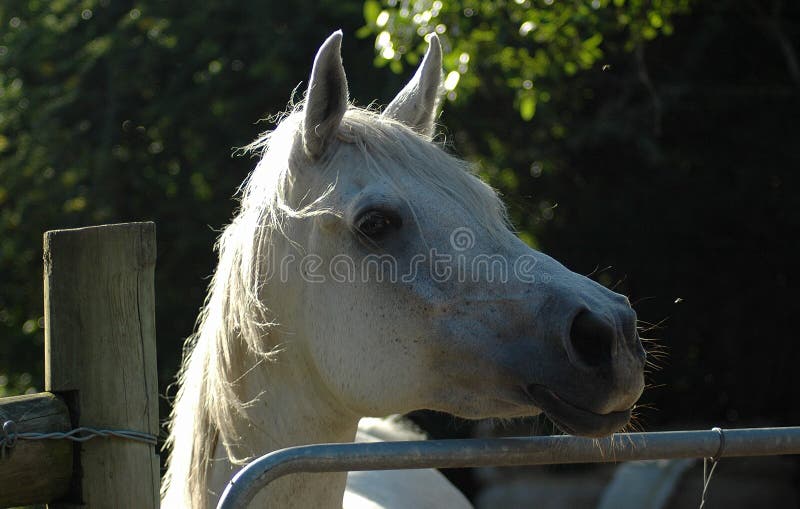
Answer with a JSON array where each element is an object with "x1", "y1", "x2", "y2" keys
[{"x1": 1, "y1": 0, "x2": 798, "y2": 506}]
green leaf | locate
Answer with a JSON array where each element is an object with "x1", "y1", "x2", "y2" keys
[
  {"x1": 520, "y1": 95, "x2": 537, "y2": 121},
  {"x1": 363, "y1": 0, "x2": 381, "y2": 24},
  {"x1": 389, "y1": 59, "x2": 403, "y2": 74},
  {"x1": 355, "y1": 25, "x2": 373, "y2": 39}
]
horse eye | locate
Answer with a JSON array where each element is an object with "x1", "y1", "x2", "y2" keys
[{"x1": 354, "y1": 210, "x2": 401, "y2": 238}]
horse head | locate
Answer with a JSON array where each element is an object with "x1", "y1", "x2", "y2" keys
[{"x1": 255, "y1": 31, "x2": 645, "y2": 438}]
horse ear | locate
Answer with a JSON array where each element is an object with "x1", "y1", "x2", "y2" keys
[
  {"x1": 303, "y1": 31, "x2": 349, "y2": 159},
  {"x1": 383, "y1": 34, "x2": 443, "y2": 137}
]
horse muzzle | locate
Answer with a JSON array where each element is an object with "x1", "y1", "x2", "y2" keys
[
  {"x1": 523, "y1": 384, "x2": 634, "y2": 438},
  {"x1": 518, "y1": 301, "x2": 645, "y2": 437}
]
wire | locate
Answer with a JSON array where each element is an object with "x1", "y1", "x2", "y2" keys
[{"x1": 1, "y1": 419, "x2": 156, "y2": 458}]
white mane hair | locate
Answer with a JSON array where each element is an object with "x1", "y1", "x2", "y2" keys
[{"x1": 161, "y1": 104, "x2": 509, "y2": 508}]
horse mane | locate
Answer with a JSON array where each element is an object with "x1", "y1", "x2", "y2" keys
[{"x1": 161, "y1": 104, "x2": 510, "y2": 508}]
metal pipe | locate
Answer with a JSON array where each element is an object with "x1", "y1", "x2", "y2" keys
[{"x1": 217, "y1": 426, "x2": 800, "y2": 509}]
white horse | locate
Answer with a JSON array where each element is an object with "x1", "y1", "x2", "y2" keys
[{"x1": 162, "y1": 31, "x2": 646, "y2": 509}]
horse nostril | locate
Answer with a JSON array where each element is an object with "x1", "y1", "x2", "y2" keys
[{"x1": 568, "y1": 310, "x2": 615, "y2": 369}]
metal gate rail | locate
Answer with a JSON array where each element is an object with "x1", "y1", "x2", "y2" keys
[{"x1": 217, "y1": 426, "x2": 800, "y2": 508}]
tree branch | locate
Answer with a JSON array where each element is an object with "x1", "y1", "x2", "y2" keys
[
  {"x1": 751, "y1": 0, "x2": 800, "y2": 88},
  {"x1": 635, "y1": 44, "x2": 663, "y2": 137}
]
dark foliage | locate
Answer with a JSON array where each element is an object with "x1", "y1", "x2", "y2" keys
[{"x1": 1, "y1": 0, "x2": 797, "y2": 447}]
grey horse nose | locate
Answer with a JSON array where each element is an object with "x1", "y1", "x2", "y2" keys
[{"x1": 568, "y1": 310, "x2": 615, "y2": 369}]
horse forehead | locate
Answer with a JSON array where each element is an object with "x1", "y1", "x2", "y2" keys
[
  {"x1": 315, "y1": 139, "x2": 486, "y2": 219},
  {"x1": 323, "y1": 164, "x2": 424, "y2": 205}
]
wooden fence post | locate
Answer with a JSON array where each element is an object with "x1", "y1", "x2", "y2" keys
[
  {"x1": 0, "y1": 393, "x2": 72, "y2": 506},
  {"x1": 44, "y1": 222, "x2": 159, "y2": 508}
]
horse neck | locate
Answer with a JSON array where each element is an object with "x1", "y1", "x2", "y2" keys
[{"x1": 205, "y1": 329, "x2": 361, "y2": 508}]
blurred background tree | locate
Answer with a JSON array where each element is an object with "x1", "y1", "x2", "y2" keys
[{"x1": 1, "y1": 0, "x2": 798, "y2": 488}]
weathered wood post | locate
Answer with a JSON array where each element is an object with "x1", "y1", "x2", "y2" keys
[
  {"x1": 0, "y1": 392, "x2": 72, "y2": 505},
  {"x1": 44, "y1": 222, "x2": 159, "y2": 508}
]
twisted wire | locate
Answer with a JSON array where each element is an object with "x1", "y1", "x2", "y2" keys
[{"x1": 1, "y1": 419, "x2": 156, "y2": 458}]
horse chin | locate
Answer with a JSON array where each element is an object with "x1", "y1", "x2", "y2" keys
[
  {"x1": 434, "y1": 393, "x2": 546, "y2": 421},
  {"x1": 523, "y1": 385, "x2": 632, "y2": 438}
]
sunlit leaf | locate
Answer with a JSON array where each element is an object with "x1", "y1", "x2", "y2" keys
[
  {"x1": 520, "y1": 95, "x2": 536, "y2": 121},
  {"x1": 363, "y1": 0, "x2": 381, "y2": 24}
]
